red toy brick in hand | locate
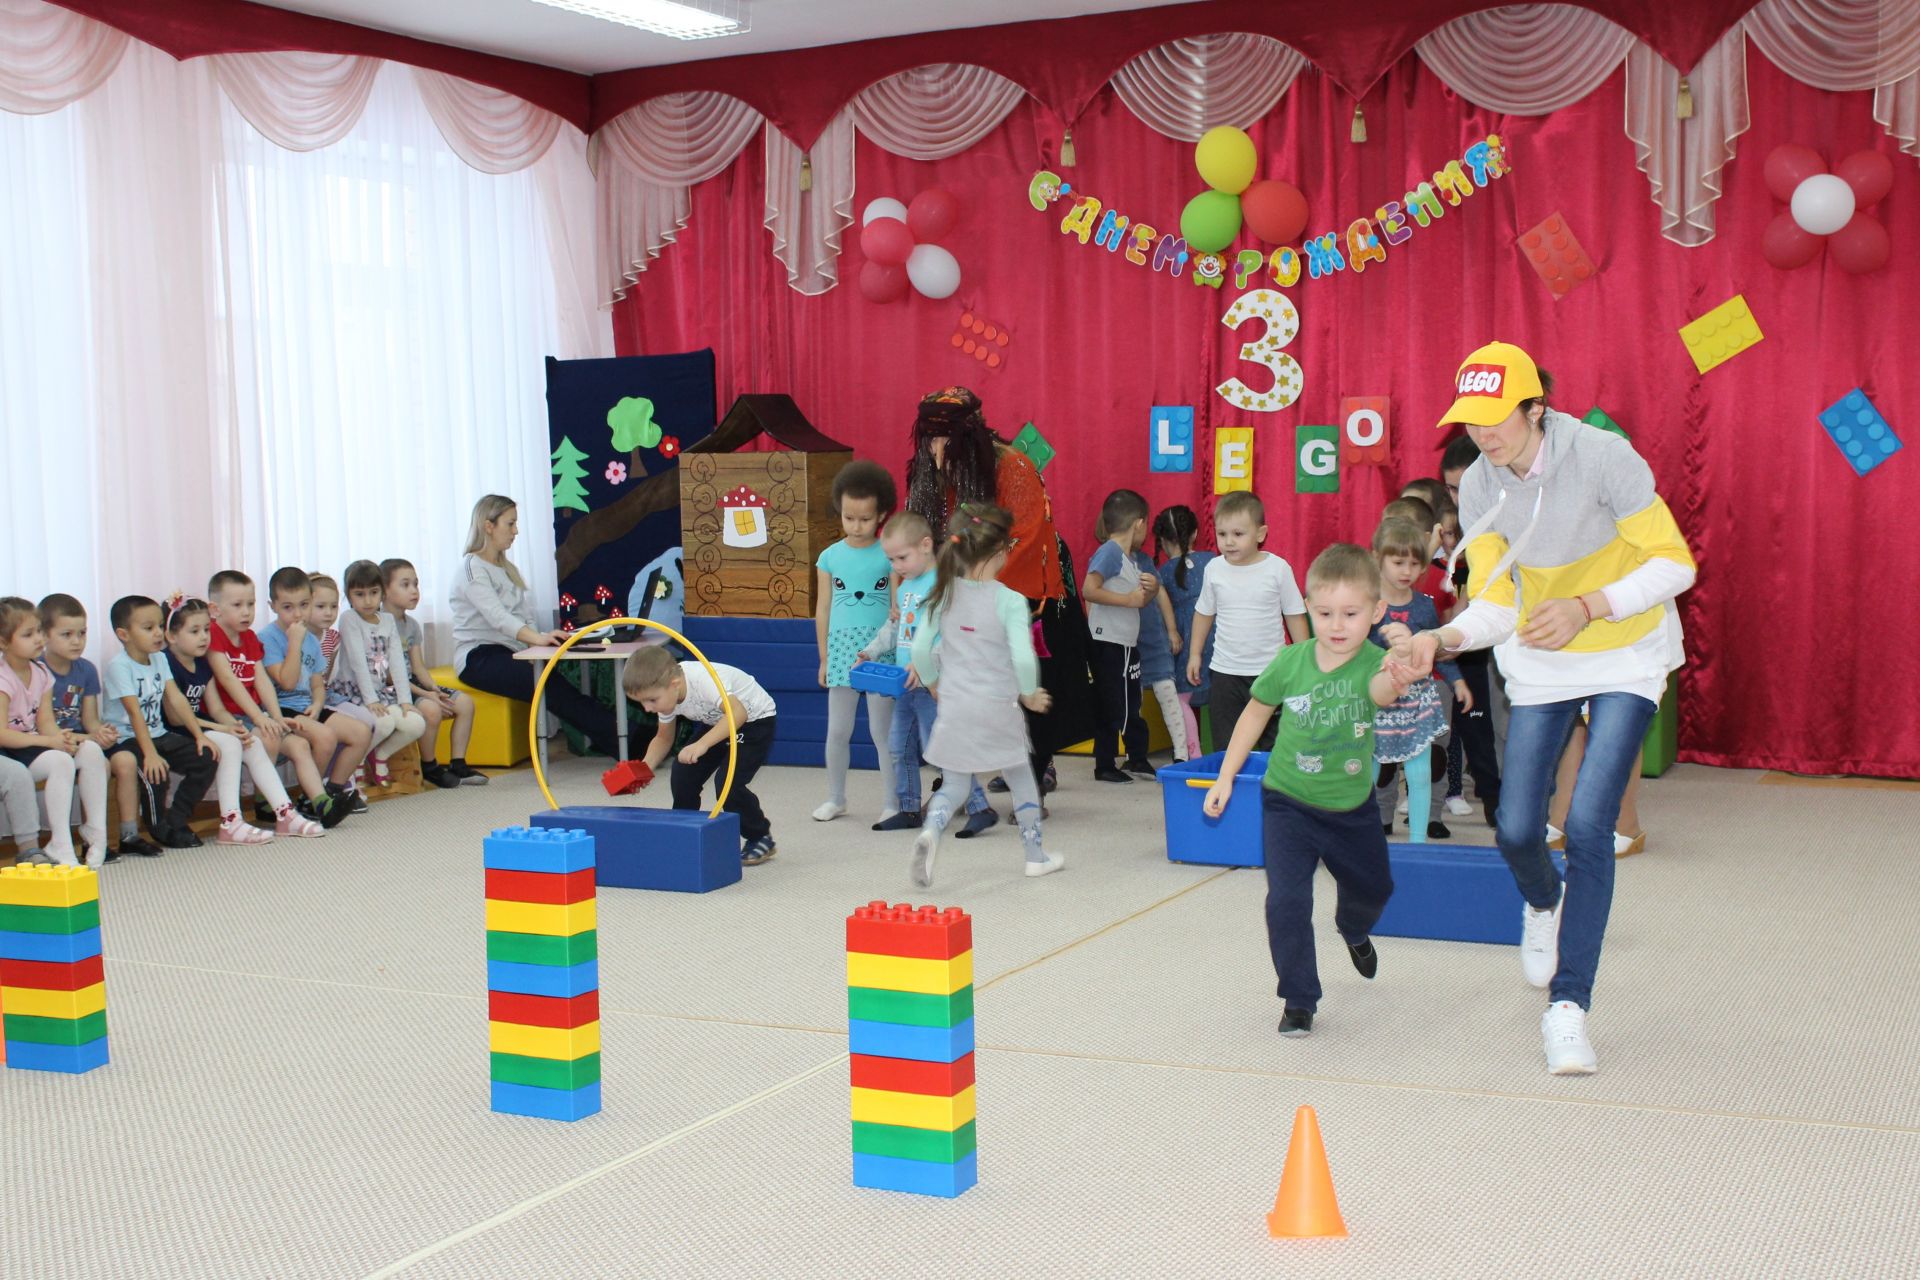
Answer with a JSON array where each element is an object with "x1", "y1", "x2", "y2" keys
[
  {"x1": 602, "y1": 760, "x2": 654, "y2": 796},
  {"x1": 1518, "y1": 213, "x2": 1595, "y2": 299}
]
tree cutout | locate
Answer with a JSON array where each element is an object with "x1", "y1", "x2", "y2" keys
[
  {"x1": 551, "y1": 436, "x2": 591, "y2": 514},
  {"x1": 607, "y1": 396, "x2": 662, "y2": 452}
]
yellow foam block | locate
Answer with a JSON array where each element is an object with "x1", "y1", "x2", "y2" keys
[
  {"x1": 484, "y1": 897, "x2": 597, "y2": 938},
  {"x1": 0, "y1": 865, "x2": 100, "y2": 908},
  {"x1": 845, "y1": 949, "x2": 973, "y2": 996},
  {"x1": 851, "y1": 1084, "x2": 977, "y2": 1131},
  {"x1": 1677, "y1": 294, "x2": 1763, "y2": 375},
  {"x1": 2, "y1": 982, "x2": 107, "y2": 1020},
  {"x1": 430, "y1": 666, "x2": 529, "y2": 768},
  {"x1": 488, "y1": 1019, "x2": 601, "y2": 1060}
]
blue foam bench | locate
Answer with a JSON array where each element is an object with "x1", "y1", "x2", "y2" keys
[
  {"x1": 1373, "y1": 842, "x2": 1565, "y2": 946},
  {"x1": 1157, "y1": 751, "x2": 1269, "y2": 867},
  {"x1": 531, "y1": 807, "x2": 741, "y2": 894}
]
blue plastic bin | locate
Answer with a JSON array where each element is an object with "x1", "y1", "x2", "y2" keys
[
  {"x1": 1158, "y1": 751, "x2": 1269, "y2": 867},
  {"x1": 849, "y1": 662, "x2": 910, "y2": 698}
]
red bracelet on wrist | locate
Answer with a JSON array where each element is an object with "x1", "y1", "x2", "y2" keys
[{"x1": 1577, "y1": 596, "x2": 1594, "y2": 623}]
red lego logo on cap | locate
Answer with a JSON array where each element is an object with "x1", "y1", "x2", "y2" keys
[{"x1": 1456, "y1": 364, "x2": 1506, "y2": 397}]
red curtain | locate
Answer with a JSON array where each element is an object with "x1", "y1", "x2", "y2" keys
[{"x1": 614, "y1": 51, "x2": 1920, "y2": 780}]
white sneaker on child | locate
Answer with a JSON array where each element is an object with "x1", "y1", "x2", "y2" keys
[
  {"x1": 811, "y1": 801, "x2": 846, "y2": 822},
  {"x1": 1542, "y1": 1000, "x2": 1598, "y2": 1075},
  {"x1": 1521, "y1": 896, "x2": 1563, "y2": 989},
  {"x1": 910, "y1": 826, "x2": 941, "y2": 888},
  {"x1": 1023, "y1": 851, "x2": 1067, "y2": 878},
  {"x1": 1445, "y1": 795, "x2": 1472, "y2": 816},
  {"x1": 1395, "y1": 794, "x2": 1410, "y2": 815}
]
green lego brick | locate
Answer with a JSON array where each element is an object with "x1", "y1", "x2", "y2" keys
[
  {"x1": 486, "y1": 928, "x2": 598, "y2": 967},
  {"x1": 490, "y1": 1051, "x2": 602, "y2": 1091},
  {"x1": 1010, "y1": 422, "x2": 1055, "y2": 472},
  {"x1": 847, "y1": 984, "x2": 974, "y2": 1029},
  {"x1": 853, "y1": 1119, "x2": 978, "y2": 1164},
  {"x1": 1642, "y1": 672, "x2": 1678, "y2": 777},
  {"x1": 0, "y1": 899, "x2": 100, "y2": 935},
  {"x1": 2, "y1": 1010, "x2": 108, "y2": 1046},
  {"x1": 1582, "y1": 406, "x2": 1628, "y2": 439}
]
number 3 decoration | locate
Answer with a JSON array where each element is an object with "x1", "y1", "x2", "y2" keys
[{"x1": 1215, "y1": 288, "x2": 1303, "y2": 413}]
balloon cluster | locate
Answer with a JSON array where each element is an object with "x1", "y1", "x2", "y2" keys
[
  {"x1": 858, "y1": 188, "x2": 963, "y2": 303},
  {"x1": 1179, "y1": 127, "x2": 1310, "y2": 255},
  {"x1": 1761, "y1": 145, "x2": 1894, "y2": 275}
]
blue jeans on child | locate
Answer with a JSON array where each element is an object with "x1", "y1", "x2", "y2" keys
[
  {"x1": 1261, "y1": 787, "x2": 1395, "y2": 1013},
  {"x1": 891, "y1": 687, "x2": 989, "y2": 817},
  {"x1": 1495, "y1": 691, "x2": 1657, "y2": 1011}
]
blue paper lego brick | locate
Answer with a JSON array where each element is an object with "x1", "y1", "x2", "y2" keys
[
  {"x1": 1818, "y1": 388, "x2": 1903, "y2": 477},
  {"x1": 1157, "y1": 752, "x2": 1270, "y2": 867},
  {"x1": 487, "y1": 958, "x2": 601, "y2": 998},
  {"x1": 848, "y1": 1016, "x2": 976, "y2": 1063},
  {"x1": 491, "y1": 1079, "x2": 601, "y2": 1121},
  {"x1": 854, "y1": 1150, "x2": 978, "y2": 1198},
  {"x1": 6, "y1": 1037, "x2": 110, "y2": 1074},
  {"x1": 1373, "y1": 843, "x2": 1564, "y2": 946},
  {"x1": 0, "y1": 926, "x2": 103, "y2": 964},
  {"x1": 483, "y1": 827, "x2": 594, "y2": 874},
  {"x1": 849, "y1": 662, "x2": 911, "y2": 698},
  {"x1": 532, "y1": 807, "x2": 742, "y2": 894},
  {"x1": 1150, "y1": 405, "x2": 1195, "y2": 473}
]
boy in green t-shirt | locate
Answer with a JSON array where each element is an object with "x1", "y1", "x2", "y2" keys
[{"x1": 1204, "y1": 544, "x2": 1418, "y2": 1037}]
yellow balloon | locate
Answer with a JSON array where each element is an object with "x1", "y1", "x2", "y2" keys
[{"x1": 1196, "y1": 126, "x2": 1258, "y2": 195}]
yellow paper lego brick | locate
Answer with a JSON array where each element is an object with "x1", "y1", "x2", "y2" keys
[
  {"x1": 1677, "y1": 294, "x2": 1763, "y2": 375},
  {"x1": 851, "y1": 1084, "x2": 978, "y2": 1131},
  {"x1": 2, "y1": 982, "x2": 107, "y2": 1020},
  {"x1": 488, "y1": 1019, "x2": 601, "y2": 1060},
  {"x1": 484, "y1": 897, "x2": 597, "y2": 938},
  {"x1": 1214, "y1": 427, "x2": 1254, "y2": 494},
  {"x1": 0, "y1": 865, "x2": 99, "y2": 908},
  {"x1": 845, "y1": 949, "x2": 973, "y2": 997}
]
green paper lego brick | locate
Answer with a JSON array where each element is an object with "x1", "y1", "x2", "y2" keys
[
  {"x1": 1294, "y1": 424, "x2": 1339, "y2": 493},
  {"x1": 1010, "y1": 422, "x2": 1055, "y2": 472},
  {"x1": 847, "y1": 984, "x2": 974, "y2": 1029},
  {"x1": 853, "y1": 1119, "x2": 978, "y2": 1164},
  {"x1": 490, "y1": 1050, "x2": 602, "y2": 1091},
  {"x1": 1582, "y1": 406, "x2": 1628, "y2": 439},
  {"x1": 486, "y1": 928, "x2": 598, "y2": 967},
  {"x1": 2, "y1": 1009, "x2": 108, "y2": 1046},
  {"x1": 0, "y1": 899, "x2": 100, "y2": 935}
]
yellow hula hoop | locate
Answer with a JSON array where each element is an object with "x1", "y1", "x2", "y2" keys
[{"x1": 528, "y1": 616, "x2": 739, "y2": 818}]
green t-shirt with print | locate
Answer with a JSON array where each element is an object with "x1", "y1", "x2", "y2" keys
[{"x1": 1249, "y1": 641, "x2": 1386, "y2": 810}]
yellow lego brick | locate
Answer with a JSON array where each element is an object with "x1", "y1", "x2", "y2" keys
[
  {"x1": 851, "y1": 1084, "x2": 977, "y2": 1131},
  {"x1": 488, "y1": 1019, "x2": 601, "y2": 1060},
  {"x1": 484, "y1": 897, "x2": 597, "y2": 938},
  {"x1": 0, "y1": 865, "x2": 99, "y2": 908},
  {"x1": 1677, "y1": 294, "x2": 1763, "y2": 375},
  {"x1": 2, "y1": 982, "x2": 107, "y2": 1020},
  {"x1": 845, "y1": 949, "x2": 973, "y2": 997}
]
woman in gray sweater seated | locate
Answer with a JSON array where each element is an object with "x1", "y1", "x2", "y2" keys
[{"x1": 450, "y1": 495, "x2": 620, "y2": 756}]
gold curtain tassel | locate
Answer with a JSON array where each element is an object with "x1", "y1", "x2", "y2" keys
[
  {"x1": 798, "y1": 154, "x2": 813, "y2": 192},
  {"x1": 1060, "y1": 128, "x2": 1076, "y2": 167},
  {"x1": 1351, "y1": 104, "x2": 1368, "y2": 143},
  {"x1": 1676, "y1": 75, "x2": 1695, "y2": 120}
]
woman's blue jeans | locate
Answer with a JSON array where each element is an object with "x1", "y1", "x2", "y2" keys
[{"x1": 1495, "y1": 691, "x2": 1657, "y2": 1010}]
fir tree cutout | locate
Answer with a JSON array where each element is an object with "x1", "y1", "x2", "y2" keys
[{"x1": 551, "y1": 436, "x2": 591, "y2": 514}]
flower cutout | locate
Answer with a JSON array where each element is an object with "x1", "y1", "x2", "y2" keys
[
  {"x1": 605, "y1": 460, "x2": 628, "y2": 485},
  {"x1": 606, "y1": 396, "x2": 662, "y2": 451},
  {"x1": 658, "y1": 435, "x2": 681, "y2": 459}
]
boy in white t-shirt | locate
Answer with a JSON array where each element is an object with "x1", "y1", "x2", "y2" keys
[
  {"x1": 1185, "y1": 491, "x2": 1309, "y2": 752},
  {"x1": 625, "y1": 646, "x2": 780, "y2": 866}
]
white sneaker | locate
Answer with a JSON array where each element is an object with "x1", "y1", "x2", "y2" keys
[
  {"x1": 1521, "y1": 896, "x2": 1562, "y2": 988},
  {"x1": 1395, "y1": 794, "x2": 1410, "y2": 815},
  {"x1": 811, "y1": 801, "x2": 846, "y2": 822},
  {"x1": 1024, "y1": 850, "x2": 1067, "y2": 878},
  {"x1": 1542, "y1": 1000, "x2": 1597, "y2": 1074},
  {"x1": 910, "y1": 826, "x2": 941, "y2": 888},
  {"x1": 1445, "y1": 795, "x2": 1472, "y2": 816}
]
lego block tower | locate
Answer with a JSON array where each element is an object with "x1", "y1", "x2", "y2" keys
[
  {"x1": 1, "y1": 866, "x2": 110, "y2": 1074},
  {"x1": 846, "y1": 901, "x2": 977, "y2": 1197},
  {"x1": 484, "y1": 826, "x2": 602, "y2": 1121}
]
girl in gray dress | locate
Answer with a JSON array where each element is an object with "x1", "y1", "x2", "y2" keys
[{"x1": 908, "y1": 505, "x2": 1064, "y2": 888}]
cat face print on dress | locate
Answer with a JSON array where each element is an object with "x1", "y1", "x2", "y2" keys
[{"x1": 832, "y1": 574, "x2": 890, "y2": 609}]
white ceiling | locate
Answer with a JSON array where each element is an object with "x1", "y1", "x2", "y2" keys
[{"x1": 256, "y1": 0, "x2": 1186, "y2": 75}]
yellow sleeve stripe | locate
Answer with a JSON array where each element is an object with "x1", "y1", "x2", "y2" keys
[
  {"x1": 1464, "y1": 532, "x2": 1515, "y2": 606},
  {"x1": 1615, "y1": 498, "x2": 1696, "y2": 572}
]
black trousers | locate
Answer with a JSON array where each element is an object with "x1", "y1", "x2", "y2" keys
[
  {"x1": 671, "y1": 717, "x2": 775, "y2": 842},
  {"x1": 460, "y1": 644, "x2": 619, "y2": 753},
  {"x1": 1451, "y1": 651, "x2": 1502, "y2": 806},
  {"x1": 1262, "y1": 787, "x2": 1395, "y2": 1012},
  {"x1": 1209, "y1": 670, "x2": 1277, "y2": 753},
  {"x1": 107, "y1": 732, "x2": 218, "y2": 829},
  {"x1": 1089, "y1": 640, "x2": 1146, "y2": 768}
]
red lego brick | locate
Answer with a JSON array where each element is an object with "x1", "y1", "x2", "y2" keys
[
  {"x1": 0, "y1": 954, "x2": 105, "y2": 992},
  {"x1": 487, "y1": 989, "x2": 600, "y2": 1029},
  {"x1": 1339, "y1": 396, "x2": 1391, "y2": 466},
  {"x1": 601, "y1": 760, "x2": 654, "y2": 796},
  {"x1": 484, "y1": 867, "x2": 596, "y2": 906},
  {"x1": 845, "y1": 901, "x2": 973, "y2": 960},
  {"x1": 1518, "y1": 213, "x2": 1595, "y2": 299},
  {"x1": 850, "y1": 1052, "x2": 976, "y2": 1097}
]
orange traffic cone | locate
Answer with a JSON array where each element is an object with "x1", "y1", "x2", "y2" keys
[{"x1": 1267, "y1": 1105, "x2": 1347, "y2": 1238}]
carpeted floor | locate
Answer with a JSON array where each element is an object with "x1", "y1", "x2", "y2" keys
[{"x1": 4, "y1": 755, "x2": 1916, "y2": 1278}]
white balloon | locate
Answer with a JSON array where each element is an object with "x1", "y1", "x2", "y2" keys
[
  {"x1": 1791, "y1": 174, "x2": 1856, "y2": 236},
  {"x1": 905, "y1": 244, "x2": 961, "y2": 299},
  {"x1": 862, "y1": 198, "x2": 908, "y2": 227}
]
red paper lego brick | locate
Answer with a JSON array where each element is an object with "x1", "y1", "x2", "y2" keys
[
  {"x1": 845, "y1": 901, "x2": 973, "y2": 960},
  {"x1": 484, "y1": 867, "x2": 596, "y2": 906},
  {"x1": 850, "y1": 1052, "x2": 976, "y2": 1097},
  {"x1": 0, "y1": 954, "x2": 105, "y2": 992},
  {"x1": 1339, "y1": 396, "x2": 1392, "y2": 466},
  {"x1": 487, "y1": 989, "x2": 600, "y2": 1029},
  {"x1": 1519, "y1": 213, "x2": 1595, "y2": 299}
]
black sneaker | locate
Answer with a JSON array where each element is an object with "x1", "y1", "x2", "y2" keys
[
  {"x1": 345, "y1": 788, "x2": 370, "y2": 815},
  {"x1": 953, "y1": 809, "x2": 997, "y2": 840},
  {"x1": 312, "y1": 792, "x2": 349, "y2": 829},
  {"x1": 987, "y1": 776, "x2": 1010, "y2": 793},
  {"x1": 117, "y1": 835, "x2": 165, "y2": 858},
  {"x1": 1041, "y1": 764, "x2": 1058, "y2": 794},
  {"x1": 448, "y1": 760, "x2": 489, "y2": 786},
  {"x1": 154, "y1": 822, "x2": 201, "y2": 849},
  {"x1": 871, "y1": 811, "x2": 921, "y2": 831},
  {"x1": 1427, "y1": 820, "x2": 1452, "y2": 840},
  {"x1": 421, "y1": 763, "x2": 460, "y2": 790},
  {"x1": 1278, "y1": 1007, "x2": 1314, "y2": 1037},
  {"x1": 1347, "y1": 938, "x2": 1378, "y2": 980},
  {"x1": 741, "y1": 836, "x2": 777, "y2": 866},
  {"x1": 1093, "y1": 766, "x2": 1134, "y2": 784},
  {"x1": 1383, "y1": 822, "x2": 1395, "y2": 836},
  {"x1": 1122, "y1": 758, "x2": 1158, "y2": 778}
]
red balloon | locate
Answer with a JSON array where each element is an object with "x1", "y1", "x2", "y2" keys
[
  {"x1": 1829, "y1": 212, "x2": 1891, "y2": 275},
  {"x1": 906, "y1": 187, "x2": 959, "y2": 242},
  {"x1": 1761, "y1": 212, "x2": 1823, "y2": 270},
  {"x1": 1764, "y1": 144, "x2": 1825, "y2": 203},
  {"x1": 1836, "y1": 149, "x2": 1894, "y2": 208},
  {"x1": 1240, "y1": 179, "x2": 1309, "y2": 246},
  {"x1": 857, "y1": 259, "x2": 909, "y2": 303},
  {"x1": 859, "y1": 217, "x2": 914, "y2": 266}
]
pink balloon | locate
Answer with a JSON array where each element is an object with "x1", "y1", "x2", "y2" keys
[
  {"x1": 1829, "y1": 213, "x2": 1890, "y2": 275},
  {"x1": 858, "y1": 260, "x2": 908, "y2": 303},
  {"x1": 1761, "y1": 213, "x2": 1823, "y2": 270},
  {"x1": 1836, "y1": 149, "x2": 1894, "y2": 208},
  {"x1": 1764, "y1": 144, "x2": 1826, "y2": 204},
  {"x1": 859, "y1": 217, "x2": 914, "y2": 266},
  {"x1": 907, "y1": 187, "x2": 959, "y2": 242}
]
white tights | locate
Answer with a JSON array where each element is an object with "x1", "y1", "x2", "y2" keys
[
  {"x1": 205, "y1": 731, "x2": 294, "y2": 818},
  {"x1": 824, "y1": 687, "x2": 895, "y2": 811},
  {"x1": 367, "y1": 706, "x2": 427, "y2": 761},
  {"x1": 28, "y1": 742, "x2": 108, "y2": 862},
  {"x1": 1148, "y1": 679, "x2": 1190, "y2": 762}
]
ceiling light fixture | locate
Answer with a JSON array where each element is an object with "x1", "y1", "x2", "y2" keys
[{"x1": 529, "y1": 0, "x2": 748, "y2": 41}]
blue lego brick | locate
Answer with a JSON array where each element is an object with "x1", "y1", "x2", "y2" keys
[
  {"x1": 850, "y1": 662, "x2": 910, "y2": 698},
  {"x1": 849, "y1": 1016, "x2": 976, "y2": 1063},
  {"x1": 6, "y1": 1036, "x2": 110, "y2": 1074},
  {"x1": 683, "y1": 617, "x2": 815, "y2": 645},
  {"x1": 491, "y1": 1078, "x2": 602, "y2": 1121},
  {"x1": 532, "y1": 807, "x2": 742, "y2": 894},
  {"x1": 487, "y1": 958, "x2": 601, "y2": 998},
  {"x1": 1373, "y1": 842, "x2": 1564, "y2": 946},
  {"x1": 854, "y1": 1150, "x2": 978, "y2": 1198},
  {"x1": 1818, "y1": 388, "x2": 1902, "y2": 477},
  {"x1": 1150, "y1": 405, "x2": 1195, "y2": 473},
  {"x1": 1157, "y1": 752, "x2": 1270, "y2": 867},
  {"x1": 0, "y1": 926, "x2": 103, "y2": 964},
  {"x1": 483, "y1": 827, "x2": 594, "y2": 875}
]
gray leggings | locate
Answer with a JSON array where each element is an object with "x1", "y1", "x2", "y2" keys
[
  {"x1": 926, "y1": 762, "x2": 1046, "y2": 864},
  {"x1": 825, "y1": 687, "x2": 896, "y2": 810}
]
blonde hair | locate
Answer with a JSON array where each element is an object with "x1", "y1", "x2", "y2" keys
[
  {"x1": 622, "y1": 646, "x2": 681, "y2": 698},
  {"x1": 1371, "y1": 517, "x2": 1428, "y2": 563},
  {"x1": 1305, "y1": 543, "x2": 1383, "y2": 601},
  {"x1": 465, "y1": 495, "x2": 526, "y2": 590}
]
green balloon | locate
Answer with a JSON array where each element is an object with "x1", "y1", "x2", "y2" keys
[{"x1": 1179, "y1": 190, "x2": 1243, "y2": 255}]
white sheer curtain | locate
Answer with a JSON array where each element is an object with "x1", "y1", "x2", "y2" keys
[
  {"x1": 1743, "y1": 0, "x2": 1920, "y2": 156},
  {"x1": 1109, "y1": 33, "x2": 1306, "y2": 140},
  {"x1": 1624, "y1": 28, "x2": 1751, "y2": 247},
  {"x1": 413, "y1": 67, "x2": 565, "y2": 175},
  {"x1": 0, "y1": 0, "x2": 127, "y2": 114},
  {"x1": 210, "y1": 50, "x2": 380, "y2": 152},
  {"x1": 764, "y1": 113, "x2": 854, "y2": 296},
  {"x1": 1415, "y1": 5, "x2": 1634, "y2": 115},
  {"x1": 847, "y1": 63, "x2": 1027, "y2": 157}
]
